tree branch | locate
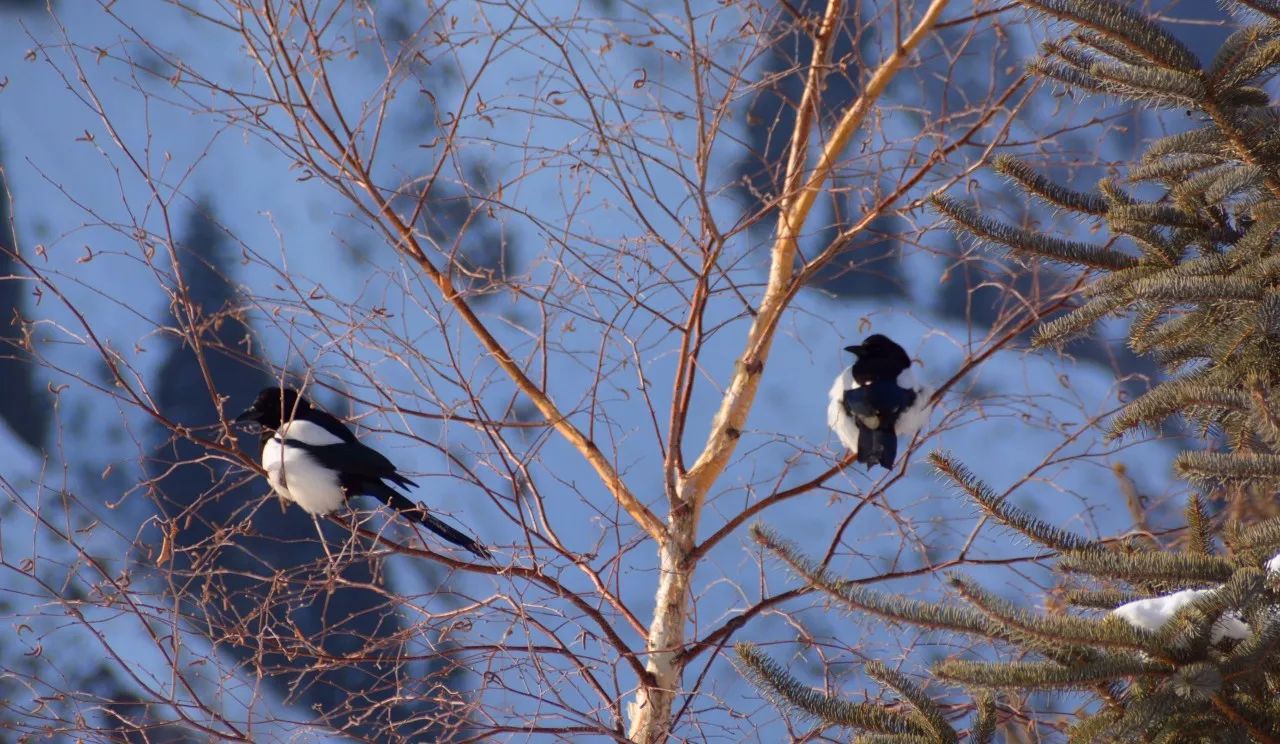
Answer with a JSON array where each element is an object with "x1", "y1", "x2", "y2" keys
[{"x1": 681, "y1": 0, "x2": 952, "y2": 509}]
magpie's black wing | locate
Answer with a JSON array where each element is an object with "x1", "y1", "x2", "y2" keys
[
  {"x1": 360, "y1": 479, "x2": 491, "y2": 559},
  {"x1": 842, "y1": 386, "x2": 871, "y2": 419},
  {"x1": 288, "y1": 438, "x2": 490, "y2": 557},
  {"x1": 844, "y1": 380, "x2": 916, "y2": 418},
  {"x1": 285, "y1": 438, "x2": 418, "y2": 489},
  {"x1": 304, "y1": 409, "x2": 361, "y2": 444},
  {"x1": 845, "y1": 381, "x2": 912, "y2": 469}
]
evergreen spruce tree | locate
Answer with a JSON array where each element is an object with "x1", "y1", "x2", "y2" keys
[{"x1": 738, "y1": 1, "x2": 1280, "y2": 741}]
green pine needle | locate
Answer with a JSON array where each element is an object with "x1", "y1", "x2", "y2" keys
[
  {"x1": 929, "y1": 452, "x2": 1100, "y2": 552},
  {"x1": 934, "y1": 655, "x2": 1172, "y2": 690},
  {"x1": 1018, "y1": 0, "x2": 1200, "y2": 73},
  {"x1": 735, "y1": 643, "x2": 924, "y2": 735},
  {"x1": 931, "y1": 195, "x2": 1138, "y2": 270}
]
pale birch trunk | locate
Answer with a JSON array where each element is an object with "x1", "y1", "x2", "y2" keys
[
  {"x1": 622, "y1": 1, "x2": 950, "y2": 739},
  {"x1": 625, "y1": 530, "x2": 692, "y2": 743}
]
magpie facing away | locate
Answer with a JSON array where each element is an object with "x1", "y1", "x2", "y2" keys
[
  {"x1": 236, "y1": 387, "x2": 491, "y2": 558},
  {"x1": 827, "y1": 334, "x2": 931, "y2": 469}
]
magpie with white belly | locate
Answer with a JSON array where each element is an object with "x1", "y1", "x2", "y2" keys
[
  {"x1": 827, "y1": 334, "x2": 931, "y2": 469},
  {"x1": 236, "y1": 386, "x2": 490, "y2": 558}
]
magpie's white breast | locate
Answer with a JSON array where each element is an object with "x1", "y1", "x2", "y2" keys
[
  {"x1": 827, "y1": 367, "x2": 863, "y2": 454},
  {"x1": 262, "y1": 420, "x2": 347, "y2": 515}
]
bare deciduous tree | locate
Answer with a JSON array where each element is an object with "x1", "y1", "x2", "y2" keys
[{"x1": 0, "y1": 0, "x2": 1162, "y2": 741}]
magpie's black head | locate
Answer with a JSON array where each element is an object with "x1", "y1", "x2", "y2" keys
[
  {"x1": 235, "y1": 386, "x2": 311, "y2": 431},
  {"x1": 844, "y1": 334, "x2": 911, "y2": 377}
]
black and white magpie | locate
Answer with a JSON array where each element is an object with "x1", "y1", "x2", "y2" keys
[
  {"x1": 235, "y1": 386, "x2": 490, "y2": 558},
  {"x1": 827, "y1": 334, "x2": 931, "y2": 469}
]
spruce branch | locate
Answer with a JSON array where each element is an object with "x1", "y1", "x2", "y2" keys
[
  {"x1": 949, "y1": 575, "x2": 1151, "y2": 652},
  {"x1": 1083, "y1": 263, "x2": 1159, "y2": 296},
  {"x1": 1044, "y1": 38, "x2": 1103, "y2": 73},
  {"x1": 1173, "y1": 165, "x2": 1264, "y2": 208},
  {"x1": 1142, "y1": 128, "x2": 1229, "y2": 161},
  {"x1": 1073, "y1": 29, "x2": 1151, "y2": 66},
  {"x1": 1234, "y1": 205, "x2": 1280, "y2": 258},
  {"x1": 750, "y1": 524, "x2": 1001, "y2": 636},
  {"x1": 1215, "y1": 567, "x2": 1265, "y2": 611},
  {"x1": 1235, "y1": 0, "x2": 1280, "y2": 23},
  {"x1": 1141, "y1": 309, "x2": 1208, "y2": 355},
  {"x1": 1159, "y1": 252, "x2": 1233, "y2": 279},
  {"x1": 929, "y1": 452, "x2": 1100, "y2": 552},
  {"x1": 934, "y1": 656, "x2": 1172, "y2": 690},
  {"x1": 1098, "y1": 176, "x2": 1136, "y2": 205},
  {"x1": 1086, "y1": 61, "x2": 1205, "y2": 108},
  {"x1": 1219, "y1": 85, "x2": 1273, "y2": 108},
  {"x1": 1114, "y1": 227, "x2": 1183, "y2": 265},
  {"x1": 1108, "y1": 374, "x2": 1250, "y2": 440},
  {"x1": 865, "y1": 661, "x2": 957, "y2": 744},
  {"x1": 1185, "y1": 494, "x2": 1213, "y2": 556},
  {"x1": 734, "y1": 643, "x2": 925, "y2": 736},
  {"x1": 993, "y1": 155, "x2": 1108, "y2": 215},
  {"x1": 970, "y1": 692, "x2": 997, "y2": 744},
  {"x1": 750, "y1": 522, "x2": 841, "y2": 586},
  {"x1": 931, "y1": 195, "x2": 1138, "y2": 270},
  {"x1": 1058, "y1": 549, "x2": 1237, "y2": 584},
  {"x1": 1221, "y1": 611, "x2": 1280, "y2": 676},
  {"x1": 1213, "y1": 35, "x2": 1280, "y2": 90},
  {"x1": 1065, "y1": 709, "x2": 1125, "y2": 742},
  {"x1": 1175, "y1": 450, "x2": 1280, "y2": 487},
  {"x1": 1018, "y1": 0, "x2": 1201, "y2": 73},
  {"x1": 1234, "y1": 515, "x2": 1280, "y2": 554},
  {"x1": 1151, "y1": 337, "x2": 1216, "y2": 372},
  {"x1": 1128, "y1": 153, "x2": 1226, "y2": 184},
  {"x1": 1108, "y1": 203, "x2": 1209, "y2": 230},
  {"x1": 1031, "y1": 294, "x2": 1130, "y2": 348},
  {"x1": 1170, "y1": 662, "x2": 1224, "y2": 702},
  {"x1": 1128, "y1": 275, "x2": 1264, "y2": 302},
  {"x1": 1245, "y1": 253, "x2": 1280, "y2": 282},
  {"x1": 1027, "y1": 59, "x2": 1110, "y2": 94},
  {"x1": 1212, "y1": 23, "x2": 1270, "y2": 79},
  {"x1": 1246, "y1": 380, "x2": 1280, "y2": 447},
  {"x1": 1209, "y1": 693, "x2": 1280, "y2": 744},
  {"x1": 1259, "y1": 294, "x2": 1280, "y2": 340},
  {"x1": 1066, "y1": 587, "x2": 1147, "y2": 610}
]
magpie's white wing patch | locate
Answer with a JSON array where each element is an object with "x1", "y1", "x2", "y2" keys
[
  {"x1": 276, "y1": 420, "x2": 345, "y2": 446},
  {"x1": 827, "y1": 367, "x2": 861, "y2": 454},
  {"x1": 262, "y1": 434, "x2": 346, "y2": 515},
  {"x1": 893, "y1": 368, "x2": 932, "y2": 438}
]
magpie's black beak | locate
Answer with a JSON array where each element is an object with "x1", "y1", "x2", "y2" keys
[
  {"x1": 234, "y1": 405, "x2": 261, "y2": 424},
  {"x1": 844, "y1": 344, "x2": 864, "y2": 355}
]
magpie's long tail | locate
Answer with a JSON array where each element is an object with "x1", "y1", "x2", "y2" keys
[
  {"x1": 854, "y1": 424, "x2": 898, "y2": 470},
  {"x1": 876, "y1": 425, "x2": 898, "y2": 469},
  {"x1": 855, "y1": 424, "x2": 879, "y2": 468},
  {"x1": 365, "y1": 481, "x2": 491, "y2": 559}
]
